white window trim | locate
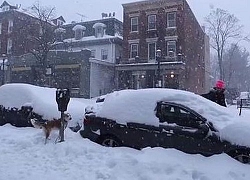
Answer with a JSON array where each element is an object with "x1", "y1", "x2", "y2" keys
[
  {"x1": 166, "y1": 40, "x2": 176, "y2": 57},
  {"x1": 2, "y1": 5, "x2": 10, "y2": 12},
  {"x1": 129, "y1": 13, "x2": 140, "y2": 18},
  {"x1": 130, "y1": 44, "x2": 138, "y2": 59},
  {"x1": 164, "y1": 36, "x2": 178, "y2": 41},
  {"x1": 130, "y1": 17, "x2": 138, "y2": 32},
  {"x1": 146, "y1": 37, "x2": 158, "y2": 43},
  {"x1": 57, "y1": 20, "x2": 63, "y2": 26},
  {"x1": 7, "y1": 38, "x2": 12, "y2": 54},
  {"x1": 8, "y1": 20, "x2": 13, "y2": 33},
  {"x1": 148, "y1": 42, "x2": 156, "y2": 60},
  {"x1": 147, "y1": 14, "x2": 156, "y2": 30},
  {"x1": 0, "y1": 23, "x2": 2, "y2": 34},
  {"x1": 90, "y1": 49, "x2": 96, "y2": 58},
  {"x1": 166, "y1": 12, "x2": 176, "y2": 28},
  {"x1": 128, "y1": 39, "x2": 140, "y2": 44},
  {"x1": 101, "y1": 49, "x2": 108, "y2": 60}
]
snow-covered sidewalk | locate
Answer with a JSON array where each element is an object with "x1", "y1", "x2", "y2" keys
[{"x1": 0, "y1": 124, "x2": 250, "y2": 180}]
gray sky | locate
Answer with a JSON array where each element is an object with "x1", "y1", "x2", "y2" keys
[{"x1": 6, "y1": 0, "x2": 250, "y2": 51}]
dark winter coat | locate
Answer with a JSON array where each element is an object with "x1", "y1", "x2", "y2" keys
[{"x1": 201, "y1": 88, "x2": 227, "y2": 107}]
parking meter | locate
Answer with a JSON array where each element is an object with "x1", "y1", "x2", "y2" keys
[
  {"x1": 56, "y1": 89, "x2": 70, "y2": 112},
  {"x1": 56, "y1": 88, "x2": 70, "y2": 142}
]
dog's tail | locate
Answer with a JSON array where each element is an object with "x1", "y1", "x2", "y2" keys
[{"x1": 30, "y1": 118, "x2": 43, "y2": 129}]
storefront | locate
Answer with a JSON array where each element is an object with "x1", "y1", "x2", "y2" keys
[{"x1": 116, "y1": 62, "x2": 185, "y2": 90}]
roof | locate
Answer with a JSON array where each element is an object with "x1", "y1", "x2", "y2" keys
[
  {"x1": 0, "y1": 1, "x2": 17, "y2": 9},
  {"x1": 122, "y1": 0, "x2": 183, "y2": 7},
  {"x1": 56, "y1": 16, "x2": 65, "y2": 22}
]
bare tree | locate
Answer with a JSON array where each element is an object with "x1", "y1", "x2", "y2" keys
[
  {"x1": 223, "y1": 44, "x2": 250, "y2": 90},
  {"x1": 28, "y1": 2, "x2": 56, "y2": 85},
  {"x1": 205, "y1": 8, "x2": 243, "y2": 80}
]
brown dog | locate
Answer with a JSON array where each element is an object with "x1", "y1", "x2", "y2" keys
[{"x1": 31, "y1": 113, "x2": 72, "y2": 144}]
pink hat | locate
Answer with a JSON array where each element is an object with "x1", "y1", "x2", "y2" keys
[{"x1": 215, "y1": 80, "x2": 225, "y2": 89}]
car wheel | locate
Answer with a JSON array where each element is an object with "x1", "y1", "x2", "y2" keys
[
  {"x1": 232, "y1": 153, "x2": 250, "y2": 164},
  {"x1": 98, "y1": 135, "x2": 122, "y2": 147}
]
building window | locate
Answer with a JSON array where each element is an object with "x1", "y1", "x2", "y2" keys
[
  {"x1": 2, "y1": 5, "x2": 10, "y2": 12},
  {"x1": 96, "y1": 27, "x2": 103, "y2": 37},
  {"x1": 7, "y1": 38, "x2": 12, "y2": 54},
  {"x1": 39, "y1": 26, "x2": 43, "y2": 35},
  {"x1": 93, "y1": 23, "x2": 106, "y2": 38},
  {"x1": 148, "y1": 43, "x2": 156, "y2": 60},
  {"x1": 101, "y1": 49, "x2": 108, "y2": 60},
  {"x1": 91, "y1": 50, "x2": 96, "y2": 58},
  {"x1": 73, "y1": 25, "x2": 86, "y2": 40},
  {"x1": 57, "y1": 20, "x2": 63, "y2": 26},
  {"x1": 167, "y1": 12, "x2": 176, "y2": 28},
  {"x1": 131, "y1": 17, "x2": 138, "y2": 32},
  {"x1": 148, "y1": 15, "x2": 156, "y2": 30},
  {"x1": 75, "y1": 29, "x2": 83, "y2": 39},
  {"x1": 8, "y1": 20, "x2": 13, "y2": 33},
  {"x1": 130, "y1": 44, "x2": 138, "y2": 58},
  {"x1": 166, "y1": 41, "x2": 176, "y2": 57}
]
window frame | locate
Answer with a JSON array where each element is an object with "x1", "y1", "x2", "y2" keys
[
  {"x1": 7, "y1": 38, "x2": 12, "y2": 54},
  {"x1": 166, "y1": 41, "x2": 176, "y2": 57},
  {"x1": 166, "y1": 12, "x2": 176, "y2": 28},
  {"x1": 148, "y1": 42, "x2": 156, "y2": 60},
  {"x1": 157, "y1": 102, "x2": 206, "y2": 128},
  {"x1": 2, "y1": 5, "x2": 10, "y2": 12},
  {"x1": 8, "y1": 20, "x2": 13, "y2": 33},
  {"x1": 74, "y1": 29, "x2": 83, "y2": 39},
  {"x1": 130, "y1": 44, "x2": 138, "y2": 58},
  {"x1": 96, "y1": 27, "x2": 103, "y2": 37},
  {"x1": 130, "y1": 17, "x2": 138, "y2": 32},
  {"x1": 91, "y1": 49, "x2": 96, "y2": 58},
  {"x1": 148, "y1": 14, "x2": 156, "y2": 30},
  {"x1": 101, "y1": 49, "x2": 108, "y2": 60}
]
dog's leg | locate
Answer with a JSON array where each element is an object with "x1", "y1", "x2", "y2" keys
[{"x1": 44, "y1": 129, "x2": 50, "y2": 144}]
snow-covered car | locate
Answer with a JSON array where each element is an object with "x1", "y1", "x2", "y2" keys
[
  {"x1": 80, "y1": 88, "x2": 250, "y2": 164},
  {"x1": 0, "y1": 83, "x2": 92, "y2": 129}
]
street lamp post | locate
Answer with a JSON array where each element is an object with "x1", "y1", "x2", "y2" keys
[
  {"x1": 2, "y1": 54, "x2": 6, "y2": 85},
  {"x1": 156, "y1": 49, "x2": 162, "y2": 87}
]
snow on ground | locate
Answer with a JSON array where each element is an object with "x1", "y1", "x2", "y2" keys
[
  {"x1": 0, "y1": 124, "x2": 250, "y2": 180},
  {"x1": 0, "y1": 83, "x2": 250, "y2": 180}
]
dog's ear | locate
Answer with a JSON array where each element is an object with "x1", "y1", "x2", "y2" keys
[{"x1": 64, "y1": 113, "x2": 72, "y2": 120}]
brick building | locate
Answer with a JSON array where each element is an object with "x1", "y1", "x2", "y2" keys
[
  {"x1": 0, "y1": 1, "x2": 55, "y2": 56},
  {"x1": 0, "y1": 1, "x2": 57, "y2": 85},
  {"x1": 117, "y1": 0, "x2": 210, "y2": 94}
]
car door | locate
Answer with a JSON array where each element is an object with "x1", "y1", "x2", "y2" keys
[
  {"x1": 157, "y1": 102, "x2": 223, "y2": 155},
  {"x1": 126, "y1": 122, "x2": 170, "y2": 149}
]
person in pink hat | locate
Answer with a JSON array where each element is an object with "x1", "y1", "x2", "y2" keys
[{"x1": 201, "y1": 80, "x2": 227, "y2": 107}]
